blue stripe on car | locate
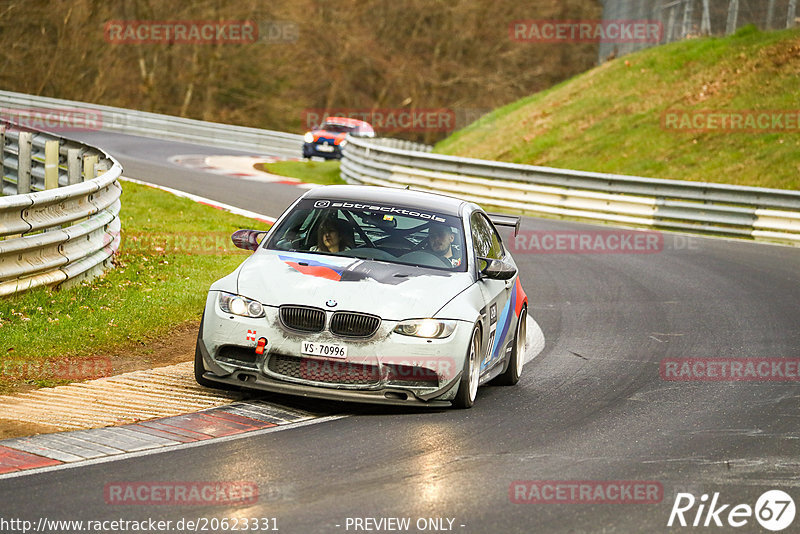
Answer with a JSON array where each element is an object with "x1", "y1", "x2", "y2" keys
[{"x1": 491, "y1": 283, "x2": 517, "y2": 359}]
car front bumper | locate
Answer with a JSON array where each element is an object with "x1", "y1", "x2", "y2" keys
[
  {"x1": 198, "y1": 292, "x2": 472, "y2": 406},
  {"x1": 303, "y1": 142, "x2": 342, "y2": 159}
]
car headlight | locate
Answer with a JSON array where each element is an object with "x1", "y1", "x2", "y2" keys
[
  {"x1": 393, "y1": 319, "x2": 456, "y2": 339},
  {"x1": 340, "y1": 139, "x2": 348, "y2": 148},
  {"x1": 218, "y1": 292, "x2": 265, "y2": 318},
  {"x1": 304, "y1": 132, "x2": 314, "y2": 143}
]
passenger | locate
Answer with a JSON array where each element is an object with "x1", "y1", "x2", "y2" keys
[
  {"x1": 310, "y1": 217, "x2": 353, "y2": 253},
  {"x1": 424, "y1": 223, "x2": 461, "y2": 267}
]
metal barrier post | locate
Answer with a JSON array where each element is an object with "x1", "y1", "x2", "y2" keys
[
  {"x1": 44, "y1": 140, "x2": 59, "y2": 190},
  {"x1": 67, "y1": 148, "x2": 81, "y2": 184},
  {"x1": 17, "y1": 131, "x2": 32, "y2": 194},
  {"x1": 83, "y1": 154, "x2": 98, "y2": 182}
]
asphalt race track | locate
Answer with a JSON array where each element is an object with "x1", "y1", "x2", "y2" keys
[
  {"x1": 1, "y1": 132, "x2": 799, "y2": 533},
  {"x1": 73, "y1": 130, "x2": 306, "y2": 214}
]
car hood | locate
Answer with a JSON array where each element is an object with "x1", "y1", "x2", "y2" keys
[
  {"x1": 312, "y1": 130, "x2": 347, "y2": 144},
  {"x1": 236, "y1": 250, "x2": 472, "y2": 320}
]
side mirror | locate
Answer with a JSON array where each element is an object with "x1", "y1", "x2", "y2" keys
[
  {"x1": 232, "y1": 229, "x2": 267, "y2": 251},
  {"x1": 478, "y1": 257, "x2": 516, "y2": 280}
]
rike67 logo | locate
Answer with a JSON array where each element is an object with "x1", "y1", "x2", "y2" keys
[{"x1": 668, "y1": 490, "x2": 795, "y2": 531}]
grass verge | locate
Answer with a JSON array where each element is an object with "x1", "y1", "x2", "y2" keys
[
  {"x1": 436, "y1": 26, "x2": 800, "y2": 190},
  {"x1": 256, "y1": 160, "x2": 345, "y2": 185},
  {"x1": 0, "y1": 180, "x2": 268, "y2": 393}
]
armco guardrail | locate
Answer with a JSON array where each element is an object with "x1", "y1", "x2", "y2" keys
[
  {"x1": 341, "y1": 136, "x2": 800, "y2": 243},
  {"x1": 0, "y1": 90, "x2": 303, "y2": 159},
  {"x1": 0, "y1": 120, "x2": 122, "y2": 297}
]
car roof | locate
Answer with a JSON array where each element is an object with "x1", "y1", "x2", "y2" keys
[{"x1": 302, "y1": 185, "x2": 468, "y2": 217}]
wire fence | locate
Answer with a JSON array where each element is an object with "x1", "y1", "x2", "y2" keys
[{"x1": 600, "y1": 0, "x2": 798, "y2": 60}]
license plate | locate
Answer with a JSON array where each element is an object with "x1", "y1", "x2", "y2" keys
[
  {"x1": 316, "y1": 144, "x2": 334, "y2": 152},
  {"x1": 301, "y1": 341, "x2": 347, "y2": 359}
]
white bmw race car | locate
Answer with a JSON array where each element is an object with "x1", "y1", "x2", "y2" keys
[{"x1": 195, "y1": 185, "x2": 528, "y2": 408}]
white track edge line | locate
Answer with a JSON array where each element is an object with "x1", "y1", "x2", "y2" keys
[{"x1": 0, "y1": 415, "x2": 346, "y2": 481}]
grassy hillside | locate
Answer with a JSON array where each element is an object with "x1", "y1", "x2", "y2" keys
[{"x1": 436, "y1": 26, "x2": 800, "y2": 190}]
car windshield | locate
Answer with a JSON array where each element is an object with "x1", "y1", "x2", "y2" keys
[
  {"x1": 266, "y1": 198, "x2": 466, "y2": 271},
  {"x1": 320, "y1": 122, "x2": 356, "y2": 133}
]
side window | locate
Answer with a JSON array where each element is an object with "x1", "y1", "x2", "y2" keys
[
  {"x1": 470, "y1": 213, "x2": 505, "y2": 260},
  {"x1": 269, "y1": 209, "x2": 314, "y2": 251}
]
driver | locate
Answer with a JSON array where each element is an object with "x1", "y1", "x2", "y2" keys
[
  {"x1": 311, "y1": 217, "x2": 353, "y2": 253},
  {"x1": 424, "y1": 223, "x2": 461, "y2": 267}
]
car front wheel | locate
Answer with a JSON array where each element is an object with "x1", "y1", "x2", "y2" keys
[
  {"x1": 453, "y1": 325, "x2": 482, "y2": 409},
  {"x1": 495, "y1": 306, "x2": 527, "y2": 386}
]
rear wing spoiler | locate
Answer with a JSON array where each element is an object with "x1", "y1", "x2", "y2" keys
[{"x1": 488, "y1": 213, "x2": 521, "y2": 236}]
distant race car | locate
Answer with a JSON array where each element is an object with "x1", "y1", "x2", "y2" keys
[
  {"x1": 195, "y1": 185, "x2": 528, "y2": 408},
  {"x1": 302, "y1": 116, "x2": 375, "y2": 159}
]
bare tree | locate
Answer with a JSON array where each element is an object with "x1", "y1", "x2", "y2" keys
[{"x1": 0, "y1": 0, "x2": 601, "y2": 142}]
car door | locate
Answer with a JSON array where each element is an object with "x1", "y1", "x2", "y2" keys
[{"x1": 470, "y1": 212, "x2": 514, "y2": 373}]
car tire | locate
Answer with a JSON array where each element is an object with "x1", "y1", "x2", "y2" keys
[
  {"x1": 194, "y1": 317, "x2": 240, "y2": 391},
  {"x1": 495, "y1": 307, "x2": 527, "y2": 386},
  {"x1": 453, "y1": 325, "x2": 482, "y2": 409}
]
